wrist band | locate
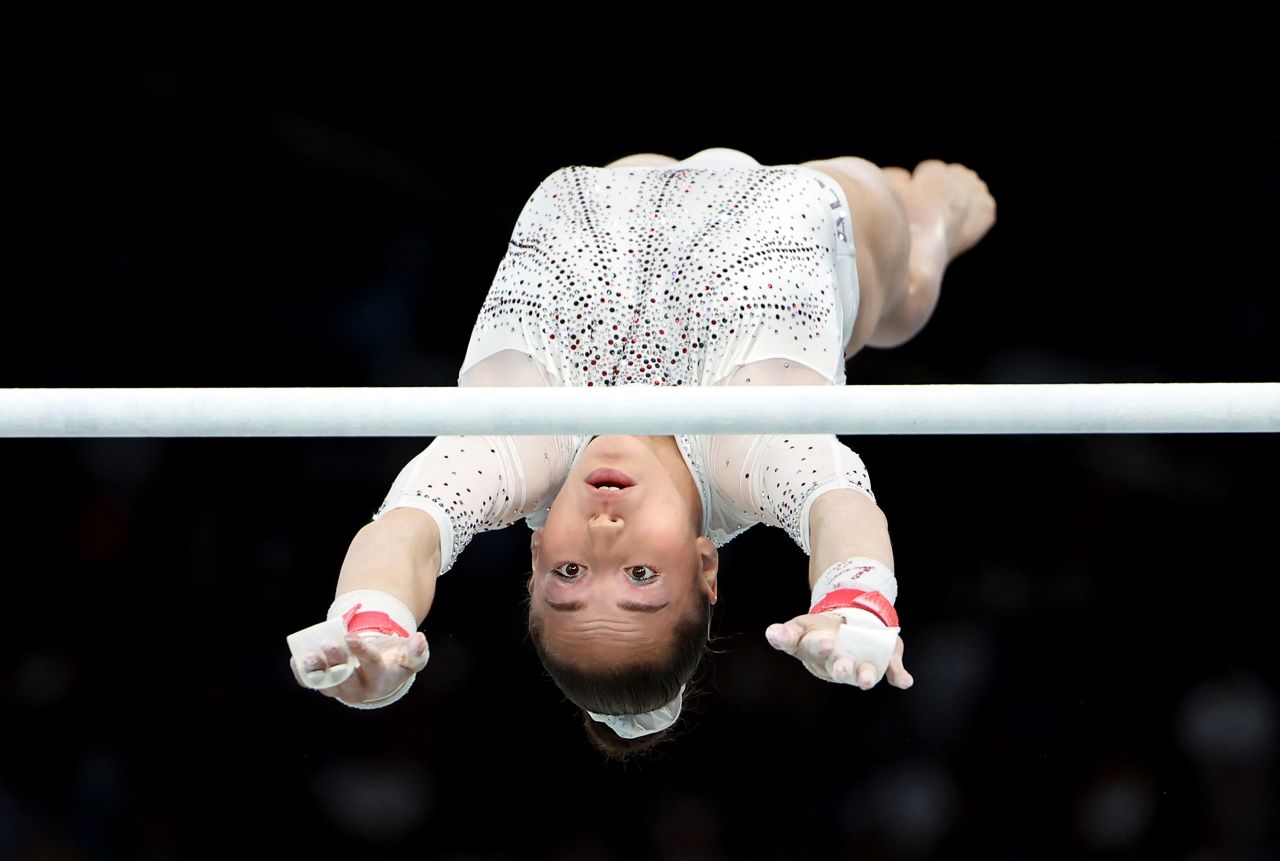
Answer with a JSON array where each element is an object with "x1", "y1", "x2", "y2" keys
[
  {"x1": 327, "y1": 589, "x2": 419, "y2": 637},
  {"x1": 810, "y1": 588, "x2": 899, "y2": 628},
  {"x1": 809, "y1": 557, "x2": 899, "y2": 627},
  {"x1": 342, "y1": 604, "x2": 410, "y2": 638},
  {"x1": 811, "y1": 556, "x2": 897, "y2": 606}
]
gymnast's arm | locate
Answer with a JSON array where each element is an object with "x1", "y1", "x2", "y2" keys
[
  {"x1": 706, "y1": 428, "x2": 886, "y2": 570},
  {"x1": 344, "y1": 349, "x2": 568, "y2": 622},
  {"x1": 291, "y1": 350, "x2": 569, "y2": 700},
  {"x1": 768, "y1": 488, "x2": 910, "y2": 690},
  {"x1": 710, "y1": 430, "x2": 910, "y2": 687},
  {"x1": 292, "y1": 425, "x2": 571, "y2": 704},
  {"x1": 806, "y1": 489, "x2": 894, "y2": 592},
  {"x1": 335, "y1": 507, "x2": 442, "y2": 626}
]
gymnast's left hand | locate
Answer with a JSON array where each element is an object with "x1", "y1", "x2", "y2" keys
[{"x1": 765, "y1": 611, "x2": 913, "y2": 690}]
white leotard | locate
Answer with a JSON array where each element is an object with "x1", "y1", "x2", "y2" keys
[{"x1": 372, "y1": 149, "x2": 877, "y2": 574}]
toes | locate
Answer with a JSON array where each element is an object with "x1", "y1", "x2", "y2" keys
[{"x1": 913, "y1": 159, "x2": 948, "y2": 176}]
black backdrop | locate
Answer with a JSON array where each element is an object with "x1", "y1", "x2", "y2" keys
[{"x1": 2, "y1": 48, "x2": 1277, "y2": 860}]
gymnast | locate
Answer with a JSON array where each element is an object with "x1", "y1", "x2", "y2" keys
[{"x1": 288, "y1": 146, "x2": 996, "y2": 759}]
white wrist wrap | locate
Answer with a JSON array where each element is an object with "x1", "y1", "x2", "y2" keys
[{"x1": 811, "y1": 556, "x2": 897, "y2": 608}]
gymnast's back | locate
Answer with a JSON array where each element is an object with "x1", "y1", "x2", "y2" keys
[{"x1": 367, "y1": 163, "x2": 878, "y2": 576}]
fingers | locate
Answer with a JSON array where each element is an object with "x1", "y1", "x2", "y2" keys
[
  {"x1": 290, "y1": 642, "x2": 350, "y2": 695},
  {"x1": 830, "y1": 654, "x2": 856, "y2": 684},
  {"x1": 886, "y1": 636, "x2": 914, "y2": 689},
  {"x1": 799, "y1": 632, "x2": 835, "y2": 665},
  {"x1": 767, "y1": 624, "x2": 834, "y2": 667},
  {"x1": 325, "y1": 643, "x2": 353, "y2": 668},
  {"x1": 289, "y1": 657, "x2": 307, "y2": 688},
  {"x1": 765, "y1": 613, "x2": 839, "y2": 655},
  {"x1": 349, "y1": 633, "x2": 429, "y2": 670},
  {"x1": 765, "y1": 622, "x2": 799, "y2": 654},
  {"x1": 392, "y1": 632, "x2": 430, "y2": 672},
  {"x1": 293, "y1": 640, "x2": 354, "y2": 698},
  {"x1": 769, "y1": 616, "x2": 913, "y2": 693},
  {"x1": 293, "y1": 632, "x2": 429, "y2": 704},
  {"x1": 298, "y1": 639, "x2": 343, "y2": 673},
  {"x1": 856, "y1": 663, "x2": 877, "y2": 689},
  {"x1": 326, "y1": 637, "x2": 380, "y2": 703},
  {"x1": 828, "y1": 655, "x2": 878, "y2": 689},
  {"x1": 346, "y1": 635, "x2": 381, "y2": 665}
]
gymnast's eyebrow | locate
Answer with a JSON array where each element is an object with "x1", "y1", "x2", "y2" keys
[{"x1": 544, "y1": 598, "x2": 670, "y2": 613}]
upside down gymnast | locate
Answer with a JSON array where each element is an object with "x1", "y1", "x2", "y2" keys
[{"x1": 287, "y1": 145, "x2": 997, "y2": 760}]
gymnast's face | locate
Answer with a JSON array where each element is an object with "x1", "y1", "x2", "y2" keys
[{"x1": 527, "y1": 435, "x2": 718, "y2": 668}]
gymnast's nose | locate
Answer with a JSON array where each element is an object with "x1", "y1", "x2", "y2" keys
[{"x1": 590, "y1": 510, "x2": 622, "y2": 526}]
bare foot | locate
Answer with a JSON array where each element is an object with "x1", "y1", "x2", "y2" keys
[
  {"x1": 861, "y1": 160, "x2": 996, "y2": 350},
  {"x1": 907, "y1": 160, "x2": 996, "y2": 260}
]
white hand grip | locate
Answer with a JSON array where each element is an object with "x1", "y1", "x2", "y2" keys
[
  {"x1": 828, "y1": 608, "x2": 899, "y2": 683},
  {"x1": 287, "y1": 618, "x2": 357, "y2": 690}
]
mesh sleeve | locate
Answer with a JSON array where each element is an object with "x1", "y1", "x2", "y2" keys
[
  {"x1": 371, "y1": 433, "x2": 573, "y2": 575},
  {"x1": 708, "y1": 433, "x2": 875, "y2": 557},
  {"x1": 372, "y1": 349, "x2": 570, "y2": 575},
  {"x1": 707, "y1": 358, "x2": 876, "y2": 556}
]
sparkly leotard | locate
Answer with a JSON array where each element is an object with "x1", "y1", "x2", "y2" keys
[{"x1": 372, "y1": 149, "x2": 877, "y2": 574}]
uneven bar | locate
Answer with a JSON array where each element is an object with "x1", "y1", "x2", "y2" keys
[{"x1": 1, "y1": 383, "x2": 1276, "y2": 437}]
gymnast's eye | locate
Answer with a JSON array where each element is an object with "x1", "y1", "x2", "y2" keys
[{"x1": 629, "y1": 565, "x2": 659, "y2": 584}]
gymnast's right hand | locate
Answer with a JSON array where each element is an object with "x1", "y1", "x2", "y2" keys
[{"x1": 290, "y1": 631, "x2": 430, "y2": 706}]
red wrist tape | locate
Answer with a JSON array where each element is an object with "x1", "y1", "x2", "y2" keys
[
  {"x1": 809, "y1": 588, "x2": 899, "y2": 628},
  {"x1": 341, "y1": 603, "x2": 411, "y2": 638}
]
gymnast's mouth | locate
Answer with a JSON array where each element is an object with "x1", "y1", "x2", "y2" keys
[{"x1": 585, "y1": 468, "x2": 635, "y2": 491}]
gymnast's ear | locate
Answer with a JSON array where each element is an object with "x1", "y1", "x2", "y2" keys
[
  {"x1": 528, "y1": 529, "x2": 542, "y2": 596},
  {"x1": 696, "y1": 536, "x2": 719, "y2": 605}
]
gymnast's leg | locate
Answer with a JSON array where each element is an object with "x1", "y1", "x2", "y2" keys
[
  {"x1": 800, "y1": 157, "x2": 996, "y2": 358},
  {"x1": 602, "y1": 150, "x2": 997, "y2": 357}
]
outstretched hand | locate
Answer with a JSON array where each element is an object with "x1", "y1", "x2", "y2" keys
[
  {"x1": 290, "y1": 632, "x2": 430, "y2": 706},
  {"x1": 765, "y1": 611, "x2": 913, "y2": 690}
]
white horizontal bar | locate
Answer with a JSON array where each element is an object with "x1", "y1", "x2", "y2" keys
[{"x1": 0, "y1": 383, "x2": 1276, "y2": 437}]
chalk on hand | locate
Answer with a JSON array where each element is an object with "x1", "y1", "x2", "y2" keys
[{"x1": 287, "y1": 618, "x2": 357, "y2": 689}]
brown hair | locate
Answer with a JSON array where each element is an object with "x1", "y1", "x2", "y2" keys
[{"x1": 524, "y1": 569, "x2": 721, "y2": 762}]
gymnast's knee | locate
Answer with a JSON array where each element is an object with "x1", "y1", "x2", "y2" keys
[{"x1": 605, "y1": 153, "x2": 680, "y2": 167}]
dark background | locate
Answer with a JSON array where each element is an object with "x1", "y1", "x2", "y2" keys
[{"x1": 2, "y1": 48, "x2": 1277, "y2": 860}]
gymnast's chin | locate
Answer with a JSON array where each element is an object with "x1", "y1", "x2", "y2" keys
[{"x1": 524, "y1": 434, "x2": 720, "y2": 761}]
